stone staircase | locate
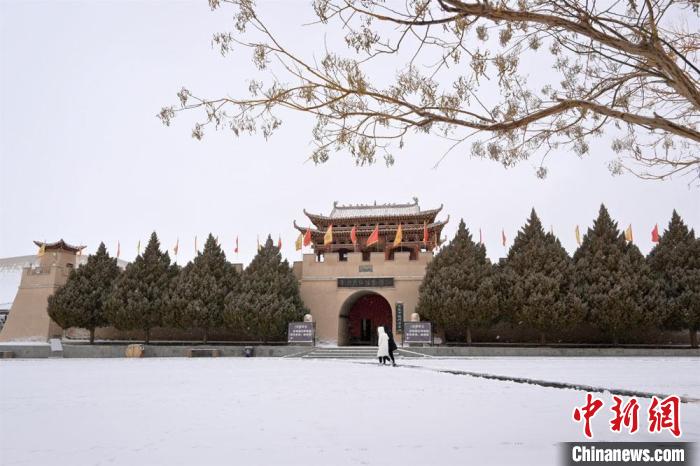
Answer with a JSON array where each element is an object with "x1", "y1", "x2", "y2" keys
[{"x1": 298, "y1": 346, "x2": 429, "y2": 359}]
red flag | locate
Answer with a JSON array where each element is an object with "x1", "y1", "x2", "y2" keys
[
  {"x1": 651, "y1": 224, "x2": 660, "y2": 243},
  {"x1": 422, "y1": 221, "x2": 428, "y2": 244},
  {"x1": 350, "y1": 225, "x2": 358, "y2": 245},
  {"x1": 479, "y1": 228, "x2": 483, "y2": 245},
  {"x1": 234, "y1": 236, "x2": 239, "y2": 254},
  {"x1": 303, "y1": 228, "x2": 312, "y2": 246},
  {"x1": 366, "y1": 224, "x2": 379, "y2": 247},
  {"x1": 501, "y1": 229, "x2": 507, "y2": 247},
  {"x1": 278, "y1": 235, "x2": 282, "y2": 249}
]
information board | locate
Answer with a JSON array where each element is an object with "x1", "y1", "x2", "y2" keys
[
  {"x1": 403, "y1": 322, "x2": 432, "y2": 344},
  {"x1": 288, "y1": 322, "x2": 315, "y2": 344}
]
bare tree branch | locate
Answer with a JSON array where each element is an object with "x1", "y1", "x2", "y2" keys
[{"x1": 162, "y1": 0, "x2": 700, "y2": 180}]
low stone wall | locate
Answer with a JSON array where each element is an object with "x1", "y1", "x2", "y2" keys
[
  {"x1": 3, "y1": 343, "x2": 698, "y2": 358},
  {"x1": 62, "y1": 344, "x2": 306, "y2": 358},
  {"x1": 0, "y1": 343, "x2": 51, "y2": 358},
  {"x1": 404, "y1": 346, "x2": 700, "y2": 357}
]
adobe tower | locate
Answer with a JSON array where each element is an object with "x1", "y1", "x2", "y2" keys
[{"x1": 0, "y1": 240, "x2": 85, "y2": 342}]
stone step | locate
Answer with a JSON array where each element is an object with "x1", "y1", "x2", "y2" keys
[{"x1": 300, "y1": 347, "x2": 412, "y2": 359}]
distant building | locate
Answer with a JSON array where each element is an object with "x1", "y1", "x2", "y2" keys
[
  {"x1": 0, "y1": 240, "x2": 86, "y2": 341},
  {"x1": 293, "y1": 199, "x2": 448, "y2": 345}
]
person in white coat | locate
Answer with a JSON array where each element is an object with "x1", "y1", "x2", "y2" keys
[{"x1": 377, "y1": 326, "x2": 390, "y2": 365}]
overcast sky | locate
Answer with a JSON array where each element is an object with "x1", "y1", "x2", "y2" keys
[{"x1": 1, "y1": 0, "x2": 698, "y2": 280}]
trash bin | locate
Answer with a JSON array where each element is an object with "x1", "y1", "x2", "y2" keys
[{"x1": 243, "y1": 346, "x2": 254, "y2": 357}]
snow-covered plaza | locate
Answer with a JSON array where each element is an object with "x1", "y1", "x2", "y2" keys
[{"x1": 1, "y1": 357, "x2": 698, "y2": 465}]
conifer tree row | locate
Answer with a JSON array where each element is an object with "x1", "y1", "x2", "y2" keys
[
  {"x1": 49, "y1": 231, "x2": 307, "y2": 344},
  {"x1": 416, "y1": 206, "x2": 697, "y2": 346}
]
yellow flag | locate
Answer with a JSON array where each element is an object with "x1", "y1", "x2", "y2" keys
[
  {"x1": 575, "y1": 225, "x2": 581, "y2": 246},
  {"x1": 37, "y1": 241, "x2": 46, "y2": 257},
  {"x1": 625, "y1": 225, "x2": 633, "y2": 242},
  {"x1": 137, "y1": 240, "x2": 141, "y2": 256},
  {"x1": 324, "y1": 225, "x2": 333, "y2": 245},
  {"x1": 257, "y1": 235, "x2": 261, "y2": 251},
  {"x1": 393, "y1": 223, "x2": 403, "y2": 247},
  {"x1": 295, "y1": 233, "x2": 303, "y2": 251}
]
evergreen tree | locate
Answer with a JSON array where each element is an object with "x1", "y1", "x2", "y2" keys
[
  {"x1": 416, "y1": 219, "x2": 497, "y2": 344},
  {"x1": 106, "y1": 232, "x2": 177, "y2": 343},
  {"x1": 647, "y1": 211, "x2": 700, "y2": 347},
  {"x1": 224, "y1": 236, "x2": 306, "y2": 342},
  {"x1": 573, "y1": 205, "x2": 662, "y2": 344},
  {"x1": 503, "y1": 209, "x2": 583, "y2": 344},
  {"x1": 47, "y1": 243, "x2": 121, "y2": 343},
  {"x1": 168, "y1": 234, "x2": 239, "y2": 343}
]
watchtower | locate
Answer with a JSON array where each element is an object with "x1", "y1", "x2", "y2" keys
[{"x1": 0, "y1": 240, "x2": 85, "y2": 342}]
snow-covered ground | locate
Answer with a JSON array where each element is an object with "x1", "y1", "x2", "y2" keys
[
  {"x1": 1, "y1": 357, "x2": 698, "y2": 466},
  {"x1": 406, "y1": 356, "x2": 700, "y2": 399}
]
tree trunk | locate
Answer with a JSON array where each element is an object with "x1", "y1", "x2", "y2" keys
[
  {"x1": 89, "y1": 328, "x2": 95, "y2": 345},
  {"x1": 203, "y1": 328, "x2": 209, "y2": 344},
  {"x1": 145, "y1": 327, "x2": 151, "y2": 344},
  {"x1": 690, "y1": 328, "x2": 698, "y2": 349},
  {"x1": 539, "y1": 332, "x2": 546, "y2": 345},
  {"x1": 466, "y1": 326, "x2": 472, "y2": 345}
]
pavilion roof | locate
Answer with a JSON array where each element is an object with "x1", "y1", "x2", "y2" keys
[
  {"x1": 33, "y1": 239, "x2": 86, "y2": 253},
  {"x1": 303, "y1": 199, "x2": 443, "y2": 226}
]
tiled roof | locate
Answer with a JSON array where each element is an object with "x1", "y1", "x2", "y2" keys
[
  {"x1": 329, "y1": 200, "x2": 422, "y2": 219},
  {"x1": 304, "y1": 198, "x2": 443, "y2": 223},
  {"x1": 33, "y1": 239, "x2": 86, "y2": 253}
]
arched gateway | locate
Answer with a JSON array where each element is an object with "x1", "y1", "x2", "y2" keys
[
  {"x1": 292, "y1": 199, "x2": 449, "y2": 346},
  {"x1": 338, "y1": 291, "x2": 392, "y2": 346}
]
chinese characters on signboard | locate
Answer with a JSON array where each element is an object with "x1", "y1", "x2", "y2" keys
[
  {"x1": 287, "y1": 322, "x2": 315, "y2": 344},
  {"x1": 395, "y1": 302, "x2": 404, "y2": 334},
  {"x1": 403, "y1": 322, "x2": 432, "y2": 344},
  {"x1": 337, "y1": 277, "x2": 394, "y2": 288}
]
